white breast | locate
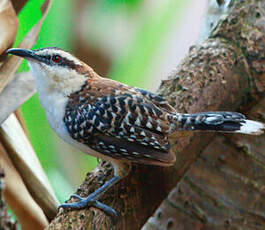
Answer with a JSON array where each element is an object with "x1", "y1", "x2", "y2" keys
[
  {"x1": 37, "y1": 84, "x2": 109, "y2": 159},
  {"x1": 28, "y1": 61, "x2": 111, "y2": 160}
]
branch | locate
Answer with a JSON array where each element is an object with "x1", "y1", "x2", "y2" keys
[
  {"x1": 0, "y1": 168, "x2": 18, "y2": 229},
  {"x1": 46, "y1": 0, "x2": 265, "y2": 229},
  {"x1": 143, "y1": 0, "x2": 265, "y2": 229}
]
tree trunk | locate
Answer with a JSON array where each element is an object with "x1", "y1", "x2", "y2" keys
[{"x1": 46, "y1": 0, "x2": 265, "y2": 229}]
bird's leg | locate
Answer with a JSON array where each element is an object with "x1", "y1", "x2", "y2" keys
[
  {"x1": 59, "y1": 161, "x2": 131, "y2": 217},
  {"x1": 60, "y1": 175, "x2": 120, "y2": 216},
  {"x1": 69, "y1": 176, "x2": 120, "y2": 201}
]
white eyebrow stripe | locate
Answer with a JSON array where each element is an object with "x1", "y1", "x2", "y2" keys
[{"x1": 35, "y1": 48, "x2": 82, "y2": 66}]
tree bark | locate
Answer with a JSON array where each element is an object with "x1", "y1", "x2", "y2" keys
[
  {"x1": 0, "y1": 167, "x2": 18, "y2": 230},
  {"x1": 46, "y1": 0, "x2": 265, "y2": 229}
]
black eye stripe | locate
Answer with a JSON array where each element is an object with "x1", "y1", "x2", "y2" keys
[
  {"x1": 38, "y1": 55, "x2": 51, "y2": 62},
  {"x1": 39, "y1": 55, "x2": 62, "y2": 65},
  {"x1": 37, "y1": 54, "x2": 78, "y2": 70}
]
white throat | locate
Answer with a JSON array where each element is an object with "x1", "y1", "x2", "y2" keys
[
  {"x1": 27, "y1": 61, "x2": 86, "y2": 133},
  {"x1": 27, "y1": 60, "x2": 108, "y2": 160}
]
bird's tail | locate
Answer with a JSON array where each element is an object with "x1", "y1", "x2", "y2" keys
[{"x1": 172, "y1": 111, "x2": 264, "y2": 135}]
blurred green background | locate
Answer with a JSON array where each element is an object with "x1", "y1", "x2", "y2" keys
[{"x1": 14, "y1": 0, "x2": 205, "y2": 202}]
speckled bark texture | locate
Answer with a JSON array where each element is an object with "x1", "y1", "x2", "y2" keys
[
  {"x1": 46, "y1": 1, "x2": 265, "y2": 229},
  {"x1": 0, "y1": 169, "x2": 18, "y2": 229}
]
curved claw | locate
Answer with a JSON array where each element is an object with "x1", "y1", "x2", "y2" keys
[{"x1": 59, "y1": 176, "x2": 120, "y2": 218}]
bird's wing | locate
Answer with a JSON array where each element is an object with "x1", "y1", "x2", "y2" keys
[
  {"x1": 133, "y1": 88, "x2": 177, "y2": 113},
  {"x1": 92, "y1": 93, "x2": 171, "y2": 150},
  {"x1": 64, "y1": 92, "x2": 176, "y2": 165}
]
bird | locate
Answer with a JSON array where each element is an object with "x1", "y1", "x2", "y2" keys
[{"x1": 7, "y1": 47, "x2": 265, "y2": 217}]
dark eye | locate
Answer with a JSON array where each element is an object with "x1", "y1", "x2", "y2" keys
[{"x1": 52, "y1": 55, "x2": 61, "y2": 63}]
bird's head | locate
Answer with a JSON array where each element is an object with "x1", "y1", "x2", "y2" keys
[{"x1": 7, "y1": 47, "x2": 95, "y2": 96}]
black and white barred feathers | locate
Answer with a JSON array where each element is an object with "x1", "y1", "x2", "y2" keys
[{"x1": 64, "y1": 77, "x2": 264, "y2": 166}]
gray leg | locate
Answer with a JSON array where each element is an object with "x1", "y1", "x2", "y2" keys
[
  {"x1": 60, "y1": 161, "x2": 131, "y2": 217},
  {"x1": 60, "y1": 176, "x2": 120, "y2": 217}
]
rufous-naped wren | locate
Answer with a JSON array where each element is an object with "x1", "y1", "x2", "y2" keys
[{"x1": 7, "y1": 47, "x2": 265, "y2": 216}]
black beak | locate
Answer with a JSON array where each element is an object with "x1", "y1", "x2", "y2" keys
[{"x1": 6, "y1": 48, "x2": 37, "y2": 60}]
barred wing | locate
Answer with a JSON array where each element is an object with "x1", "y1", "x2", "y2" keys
[{"x1": 64, "y1": 93, "x2": 176, "y2": 166}]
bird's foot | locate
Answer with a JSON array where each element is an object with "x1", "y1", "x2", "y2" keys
[
  {"x1": 59, "y1": 176, "x2": 121, "y2": 218},
  {"x1": 59, "y1": 194, "x2": 117, "y2": 217}
]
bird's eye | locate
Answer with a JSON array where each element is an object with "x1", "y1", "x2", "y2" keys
[{"x1": 52, "y1": 55, "x2": 61, "y2": 63}]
